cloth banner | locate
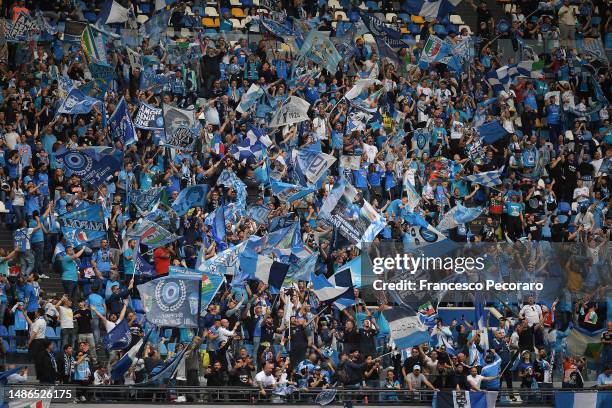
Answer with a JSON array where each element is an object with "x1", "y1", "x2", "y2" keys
[
  {"x1": 162, "y1": 104, "x2": 198, "y2": 150},
  {"x1": 268, "y1": 96, "x2": 310, "y2": 128},
  {"x1": 169, "y1": 266, "x2": 225, "y2": 316},
  {"x1": 138, "y1": 275, "x2": 200, "y2": 327},
  {"x1": 134, "y1": 103, "x2": 163, "y2": 129},
  {"x1": 57, "y1": 148, "x2": 122, "y2": 187}
]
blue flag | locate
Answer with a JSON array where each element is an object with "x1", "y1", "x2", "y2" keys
[
  {"x1": 271, "y1": 179, "x2": 316, "y2": 203},
  {"x1": 111, "y1": 329, "x2": 152, "y2": 380},
  {"x1": 212, "y1": 205, "x2": 226, "y2": 244},
  {"x1": 128, "y1": 186, "x2": 165, "y2": 215},
  {"x1": 134, "y1": 250, "x2": 155, "y2": 277},
  {"x1": 247, "y1": 205, "x2": 270, "y2": 225},
  {"x1": 57, "y1": 148, "x2": 122, "y2": 187},
  {"x1": 56, "y1": 88, "x2": 102, "y2": 115},
  {"x1": 104, "y1": 319, "x2": 132, "y2": 352},
  {"x1": 478, "y1": 120, "x2": 509, "y2": 145},
  {"x1": 109, "y1": 97, "x2": 137, "y2": 146},
  {"x1": 171, "y1": 184, "x2": 209, "y2": 216}
]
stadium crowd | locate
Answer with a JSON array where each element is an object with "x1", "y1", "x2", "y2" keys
[{"x1": 0, "y1": 0, "x2": 610, "y2": 405}]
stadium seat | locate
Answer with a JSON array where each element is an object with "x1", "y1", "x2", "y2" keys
[
  {"x1": 449, "y1": 14, "x2": 464, "y2": 25},
  {"x1": 231, "y1": 7, "x2": 245, "y2": 18},
  {"x1": 386, "y1": 13, "x2": 397, "y2": 22},
  {"x1": 46, "y1": 326, "x2": 59, "y2": 339},
  {"x1": 408, "y1": 23, "x2": 420, "y2": 34},
  {"x1": 202, "y1": 17, "x2": 220, "y2": 28},
  {"x1": 447, "y1": 24, "x2": 459, "y2": 33},
  {"x1": 337, "y1": 11, "x2": 349, "y2": 21},
  {"x1": 205, "y1": 6, "x2": 219, "y2": 16},
  {"x1": 439, "y1": 16, "x2": 450, "y2": 25},
  {"x1": 411, "y1": 15, "x2": 425, "y2": 24},
  {"x1": 398, "y1": 13, "x2": 410, "y2": 22},
  {"x1": 557, "y1": 202, "x2": 571, "y2": 214},
  {"x1": 366, "y1": 1, "x2": 380, "y2": 10},
  {"x1": 0, "y1": 325, "x2": 8, "y2": 338},
  {"x1": 230, "y1": 18, "x2": 242, "y2": 29},
  {"x1": 400, "y1": 27, "x2": 409, "y2": 34},
  {"x1": 230, "y1": 0, "x2": 241, "y2": 4},
  {"x1": 136, "y1": 15, "x2": 149, "y2": 24},
  {"x1": 434, "y1": 24, "x2": 447, "y2": 36},
  {"x1": 359, "y1": 2, "x2": 368, "y2": 10},
  {"x1": 402, "y1": 34, "x2": 415, "y2": 43}
]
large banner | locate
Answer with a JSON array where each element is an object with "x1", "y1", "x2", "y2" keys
[
  {"x1": 60, "y1": 204, "x2": 107, "y2": 246},
  {"x1": 169, "y1": 266, "x2": 225, "y2": 316},
  {"x1": 319, "y1": 178, "x2": 385, "y2": 248},
  {"x1": 138, "y1": 275, "x2": 200, "y2": 327},
  {"x1": 162, "y1": 104, "x2": 197, "y2": 150},
  {"x1": 57, "y1": 148, "x2": 122, "y2": 187},
  {"x1": 268, "y1": 96, "x2": 310, "y2": 128},
  {"x1": 134, "y1": 103, "x2": 163, "y2": 129},
  {"x1": 6, "y1": 12, "x2": 40, "y2": 41}
]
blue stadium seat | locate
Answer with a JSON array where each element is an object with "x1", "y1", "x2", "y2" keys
[
  {"x1": 401, "y1": 34, "x2": 415, "y2": 43},
  {"x1": 557, "y1": 202, "x2": 571, "y2": 214},
  {"x1": 439, "y1": 16, "x2": 450, "y2": 25},
  {"x1": 447, "y1": 24, "x2": 458, "y2": 33},
  {"x1": 408, "y1": 23, "x2": 420, "y2": 34},
  {"x1": 46, "y1": 327, "x2": 59, "y2": 339},
  {"x1": 0, "y1": 325, "x2": 9, "y2": 338},
  {"x1": 366, "y1": 1, "x2": 380, "y2": 10},
  {"x1": 398, "y1": 13, "x2": 410, "y2": 22},
  {"x1": 433, "y1": 24, "x2": 447, "y2": 36}
]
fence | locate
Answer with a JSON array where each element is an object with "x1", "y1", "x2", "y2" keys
[{"x1": 1, "y1": 384, "x2": 608, "y2": 405}]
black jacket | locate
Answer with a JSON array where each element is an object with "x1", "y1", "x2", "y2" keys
[{"x1": 37, "y1": 350, "x2": 58, "y2": 384}]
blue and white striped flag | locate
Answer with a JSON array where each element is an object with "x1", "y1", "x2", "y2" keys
[
  {"x1": 312, "y1": 273, "x2": 349, "y2": 301},
  {"x1": 465, "y1": 170, "x2": 503, "y2": 188},
  {"x1": 486, "y1": 61, "x2": 544, "y2": 94}
]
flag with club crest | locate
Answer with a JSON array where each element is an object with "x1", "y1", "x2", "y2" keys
[{"x1": 465, "y1": 170, "x2": 503, "y2": 188}]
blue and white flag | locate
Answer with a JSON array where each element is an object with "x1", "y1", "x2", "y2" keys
[
  {"x1": 236, "y1": 84, "x2": 265, "y2": 114},
  {"x1": 145, "y1": 347, "x2": 188, "y2": 385},
  {"x1": 134, "y1": 103, "x2": 163, "y2": 129},
  {"x1": 57, "y1": 148, "x2": 122, "y2": 187},
  {"x1": 129, "y1": 186, "x2": 165, "y2": 215},
  {"x1": 465, "y1": 170, "x2": 503, "y2": 188},
  {"x1": 98, "y1": 0, "x2": 129, "y2": 24},
  {"x1": 553, "y1": 391, "x2": 610, "y2": 408},
  {"x1": 247, "y1": 205, "x2": 270, "y2": 225},
  {"x1": 217, "y1": 170, "x2": 247, "y2": 215},
  {"x1": 171, "y1": 184, "x2": 208, "y2": 216},
  {"x1": 485, "y1": 61, "x2": 544, "y2": 94},
  {"x1": 271, "y1": 179, "x2": 316, "y2": 203},
  {"x1": 474, "y1": 293, "x2": 489, "y2": 350},
  {"x1": 383, "y1": 308, "x2": 431, "y2": 350},
  {"x1": 60, "y1": 203, "x2": 107, "y2": 246},
  {"x1": 138, "y1": 276, "x2": 200, "y2": 327},
  {"x1": 111, "y1": 329, "x2": 152, "y2": 380},
  {"x1": 6, "y1": 12, "x2": 40, "y2": 42},
  {"x1": 284, "y1": 250, "x2": 318, "y2": 286},
  {"x1": 270, "y1": 213, "x2": 296, "y2": 232},
  {"x1": 134, "y1": 250, "x2": 155, "y2": 277},
  {"x1": 56, "y1": 88, "x2": 102, "y2": 115},
  {"x1": 197, "y1": 242, "x2": 244, "y2": 277},
  {"x1": 437, "y1": 204, "x2": 482, "y2": 231},
  {"x1": 109, "y1": 97, "x2": 137, "y2": 146},
  {"x1": 259, "y1": 18, "x2": 297, "y2": 40},
  {"x1": 296, "y1": 149, "x2": 336, "y2": 185},
  {"x1": 358, "y1": 11, "x2": 409, "y2": 62},
  {"x1": 299, "y1": 31, "x2": 342, "y2": 74},
  {"x1": 478, "y1": 120, "x2": 509, "y2": 144},
  {"x1": 103, "y1": 319, "x2": 132, "y2": 352},
  {"x1": 230, "y1": 138, "x2": 266, "y2": 162},
  {"x1": 402, "y1": 0, "x2": 462, "y2": 21},
  {"x1": 247, "y1": 255, "x2": 289, "y2": 293},
  {"x1": 312, "y1": 273, "x2": 349, "y2": 301},
  {"x1": 434, "y1": 391, "x2": 499, "y2": 408}
]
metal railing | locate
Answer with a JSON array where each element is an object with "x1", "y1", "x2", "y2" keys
[{"x1": 2, "y1": 384, "x2": 607, "y2": 405}]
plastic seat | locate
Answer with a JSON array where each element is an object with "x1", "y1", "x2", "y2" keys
[
  {"x1": 136, "y1": 15, "x2": 149, "y2": 24},
  {"x1": 46, "y1": 326, "x2": 59, "y2": 339},
  {"x1": 558, "y1": 202, "x2": 571, "y2": 214},
  {"x1": 408, "y1": 23, "x2": 420, "y2": 34},
  {"x1": 205, "y1": 6, "x2": 219, "y2": 16},
  {"x1": 366, "y1": 1, "x2": 380, "y2": 10},
  {"x1": 434, "y1": 24, "x2": 447, "y2": 36},
  {"x1": 411, "y1": 15, "x2": 425, "y2": 24},
  {"x1": 231, "y1": 7, "x2": 245, "y2": 18},
  {"x1": 139, "y1": 3, "x2": 151, "y2": 14},
  {"x1": 84, "y1": 11, "x2": 97, "y2": 23},
  {"x1": 203, "y1": 17, "x2": 220, "y2": 28},
  {"x1": 449, "y1": 14, "x2": 464, "y2": 25}
]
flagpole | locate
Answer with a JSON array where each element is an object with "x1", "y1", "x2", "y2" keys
[{"x1": 304, "y1": 305, "x2": 328, "y2": 327}]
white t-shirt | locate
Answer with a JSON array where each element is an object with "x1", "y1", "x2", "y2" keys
[
  {"x1": 31, "y1": 317, "x2": 46, "y2": 339},
  {"x1": 363, "y1": 143, "x2": 378, "y2": 163},
  {"x1": 59, "y1": 305, "x2": 74, "y2": 329},
  {"x1": 519, "y1": 304, "x2": 542, "y2": 326},
  {"x1": 467, "y1": 374, "x2": 484, "y2": 390},
  {"x1": 255, "y1": 371, "x2": 277, "y2": 387}
]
